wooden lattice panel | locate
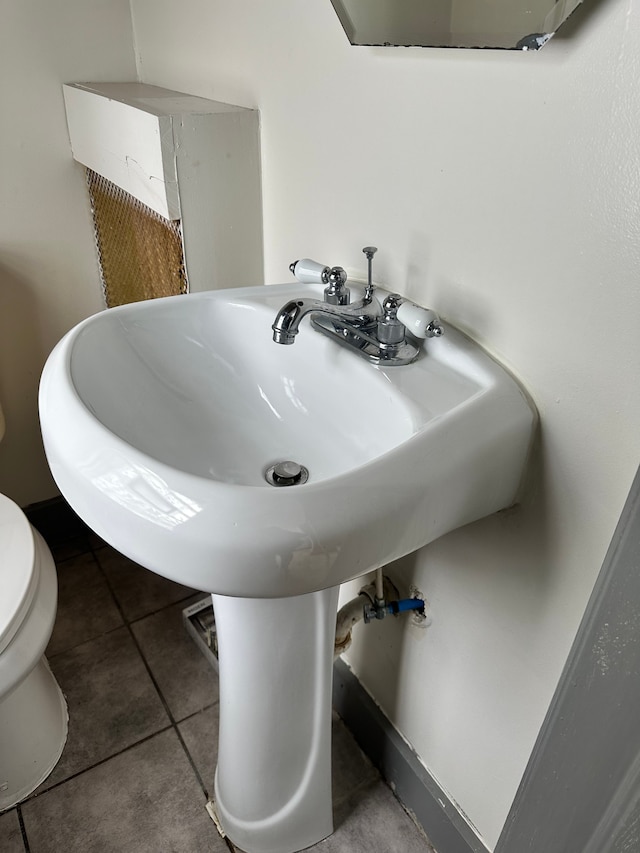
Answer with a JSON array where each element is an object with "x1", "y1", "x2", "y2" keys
[{"x1": 86, "y1": 169, "x2": 188, "y2": 308}]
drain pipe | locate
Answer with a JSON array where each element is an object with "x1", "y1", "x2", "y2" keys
[
  {"x1": 334, "y1": 574, "x2": 425, "y2": 657},
  {"x1": 334, "y1": 594, "x2": 370, "y2": 657}
]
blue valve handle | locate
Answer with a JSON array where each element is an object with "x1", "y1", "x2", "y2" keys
[
  {"x1": 363, "y1": 597, "x2": 425, "y2": 623},
  {"x1": 386, "y1": 598, "x2": 425, "y2": 616}
]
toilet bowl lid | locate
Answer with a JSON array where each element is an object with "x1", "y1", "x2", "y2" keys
[{"x1": 0, "y1": 493, "x2": 38, "y2": 655}]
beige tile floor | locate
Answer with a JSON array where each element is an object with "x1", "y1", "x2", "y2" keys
[{"x1": 1, "y1": 506, "x2": 436, "y2": 853}]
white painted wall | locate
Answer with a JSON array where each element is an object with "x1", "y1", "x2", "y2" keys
[
  {"x1": 0, "y1": 1, "x2": 137, "y2": 505},
  {"x1": 128, "y1": 0, "x2": 640, "y2": 847}
]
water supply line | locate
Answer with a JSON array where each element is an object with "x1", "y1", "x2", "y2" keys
[
  {"x1": 334, "y1": 572, "x2": 426, "y2": 657},
  {"x1": 375, "y1": 566, "x2": 384, "y2": 607}
]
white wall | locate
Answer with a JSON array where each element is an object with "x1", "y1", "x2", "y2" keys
[
  {"x1": 128, "y1": 0, "x2": 640, "y2": 847},
  {"x1": 0, "y1": 1, "x2": 137, "y2": 505}
]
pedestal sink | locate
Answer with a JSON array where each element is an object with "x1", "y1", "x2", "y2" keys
[{"x1": 39, "y1": 282, "x2": 535, "y2": 853}]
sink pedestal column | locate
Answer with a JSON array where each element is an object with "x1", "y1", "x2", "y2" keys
[{"x1": 211, "y1": 585, "x2": 340, "y2": 853}]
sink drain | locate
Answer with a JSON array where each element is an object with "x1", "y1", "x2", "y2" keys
[{"x1": 265, "y1": 460, "x2": 309, "y2": 487}]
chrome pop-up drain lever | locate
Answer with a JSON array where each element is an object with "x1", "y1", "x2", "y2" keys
[{"x1": 362, "y1": 245, "x2": 377, "y2": 302}]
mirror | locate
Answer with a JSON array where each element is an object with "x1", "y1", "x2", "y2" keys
[{"x1": 328, "y1": 0, "x2": 584, "y2": 50}]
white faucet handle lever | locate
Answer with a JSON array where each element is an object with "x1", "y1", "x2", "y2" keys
[
  {"x1": 289, "y1": 258, "x2": 331, "y2": 284},
  {"x1": 396, "y1": 302, "x2": 444, "y2": 339}
]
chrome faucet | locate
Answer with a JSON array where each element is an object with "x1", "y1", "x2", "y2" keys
[{"x1": 271, "y1": 247, "x2": 443, "y2": 366}]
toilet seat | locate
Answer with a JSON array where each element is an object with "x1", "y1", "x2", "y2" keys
[{"x1": 0, "y1": 494, "x2": 39, "y2": 656}]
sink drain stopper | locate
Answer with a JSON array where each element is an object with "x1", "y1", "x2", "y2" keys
[{"x1": 265, "y1": 460, "x2": 309, "y2": 487}]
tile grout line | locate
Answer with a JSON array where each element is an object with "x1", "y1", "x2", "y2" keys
[
  {"x1": 90, "y1": 540, "x2": 203, "y2": 626},
  {"x1": 48, "y1": 536, "x2": 215, "y2": 802},
  {"x1": 47, "y1": 620, "x2": 124, "y2": 662},
  {"x1": 16, "y1": 805, "x2": 31, "y2": 853},
  {"x1": 43, "y1": 528, "x2": 238, "y2": 850},
  {"x1": 47, "y1": 591, "x2": 205, "y2": 662},
  {"x1": 21, "y1": 726, "x2": 175, "y2": 802},
  {"x1": 91, "y1": 544, "x2": 213, "y2": 801},
  {"x1": 46, "y1": 542, "x2": 124, "y2": 660}
]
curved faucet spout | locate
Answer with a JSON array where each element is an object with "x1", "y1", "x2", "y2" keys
[{"x1": 271, "y1": 297, "x2": 381, "y2": 345}]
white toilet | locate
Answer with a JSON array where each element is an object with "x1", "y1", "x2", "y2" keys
[{"x1": 0, "y1": 405, "x2": 67, "y2": 811}]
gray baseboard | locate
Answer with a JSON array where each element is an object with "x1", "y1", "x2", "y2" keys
[{"x1": 333, "y1": 658, "x2": 487, "y2": 853}]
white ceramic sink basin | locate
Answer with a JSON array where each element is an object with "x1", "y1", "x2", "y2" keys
[
  {"x1": 39, "y1": 280, "x2": 536, "y2": 853},
  {"x1": 40, "y1": 282, "x2": 535, "y2": 598}
]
